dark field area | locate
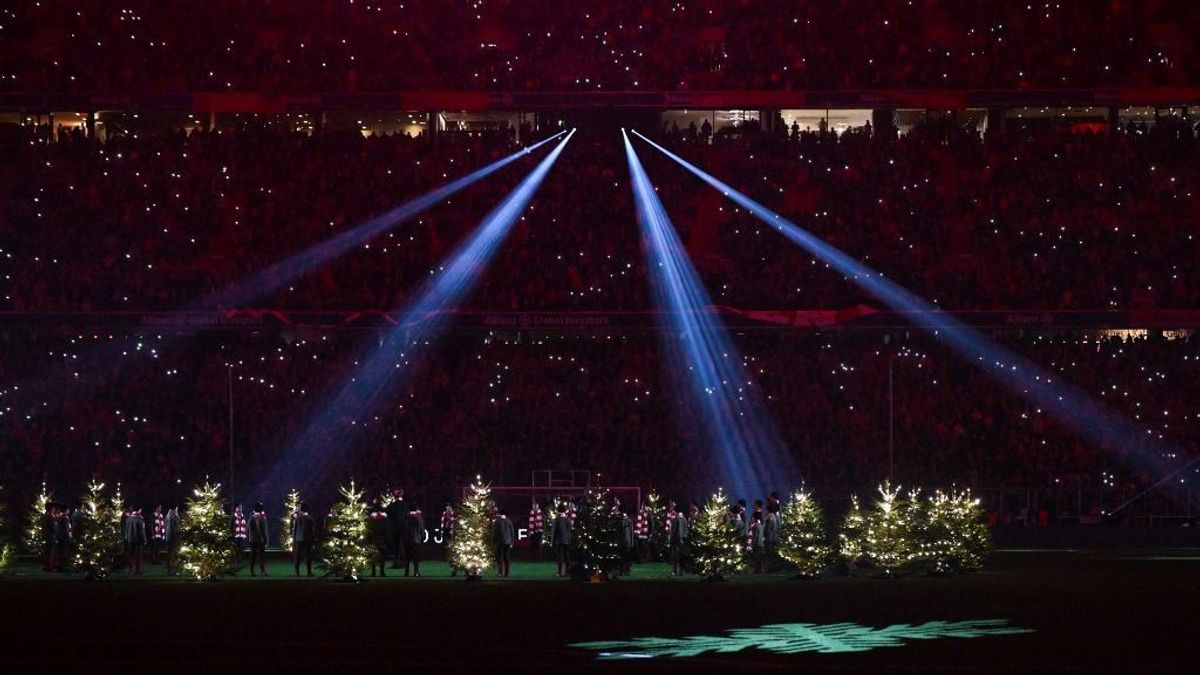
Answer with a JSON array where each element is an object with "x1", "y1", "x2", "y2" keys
[{"x1": 2, "y1": 549, "x2": 1198, "y2": 672}]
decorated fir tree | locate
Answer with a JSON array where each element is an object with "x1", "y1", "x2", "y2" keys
[
  {"x1": 568, "y1": 489, "x2": 624, "y2": 580},
  {"x1": 280, "y1": 489, "x2": 302, "y2": 553},
  {"x1": 320, "y1": 480, "x2": 373, "y2": 580},
  {"x1": 777, "y1": 490, "x2": 832, "y2": 577},
  {"x1": 449, "y1": 476, "x2": 493, "y2": 580},
  {"x1": 177, "y1": 481, "x2": 239, "y2": 580},
  {"x1": 838, "y1": 495, "x2": 867, "y2": 565},
  {"x1": 24, "y1": 482, "x2": 53, "y2": 554},
  {"x1": 689, "y1": 487, "x2": 747, "y2": 581},
  {"x1": 73, "y1": 481, "x2": 123, "y2": 580},
  {"x1": 847, "y1": 481, "x2": 919, "y2": 577},
  {"x1": 916, "y1": 489, "x2": 992, "y2": 574}
]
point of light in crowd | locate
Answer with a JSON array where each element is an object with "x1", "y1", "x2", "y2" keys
[
  {"x1": 622, "y1": 130, "x2": 795, "y2": 499},
  {"x1": 631, "y1": 129, "x2": 1169, "y2": 477},
  {"x1": 262, "y1": 129, "x2": 576, "y2": 496}
]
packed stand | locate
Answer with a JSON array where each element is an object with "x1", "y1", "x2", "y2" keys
[
  {"x1": 2, "y1": 328, "x2": 1196, "y2": 516},
  {"x1": 2, "y1": 0, "x2": 1199, "y2": 93},
  {"x1": 4, "y1": 117, "x2": 1200, "y2": 313}
]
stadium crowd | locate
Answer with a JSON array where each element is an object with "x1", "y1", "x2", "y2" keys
[
  {"x1": 4, "y1": 115, "x2": 1199, "y2": 313},
  {"x1": 1, "y1": 0, "x2": 1198, "y2": 92},
  {"x1": 2, "y1": 327, "x2": 1196, "y2": 519}
]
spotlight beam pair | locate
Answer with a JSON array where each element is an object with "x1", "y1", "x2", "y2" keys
[
  {"x1": 631, "y1": 130, "x2": 1170, "y2": 478},
  {"x1": 262, "y1": 129, "x2": 576, "y2": 496},
  {"x1": 623, "y1": 130, "x2": 796, "y2": 499}
]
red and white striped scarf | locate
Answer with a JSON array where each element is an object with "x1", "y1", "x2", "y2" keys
[
  {"x1": 153, "y1": 512, "x2": 165, "y2": 540},
  {"x1": 635, "y1": 508, "x2": 649, "y2": 538},
  {"x1": 441, "y1": 509, "x2": 457, "y2": 533},
  {"x1": 528, "y1": 507, "x2": 543, "y2": 533},
  {"x1": 233, "y1": 512, "x2": 247, "y2": 538}
]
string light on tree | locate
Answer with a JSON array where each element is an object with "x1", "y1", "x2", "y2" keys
[
  {"x1": 24, "y1": 481, "x2": 53, "y2": 554},
  {"x1": 177, "y1": 480, "x2": 239, "y2": 581},
  {"x1": 280, "y1": 488, "x2": 301, "y2": 553},
  {"x1": 320, "y1": 479, "x2": 372, "y2": 581},
  {"x1": 777, "y1": 490, "x2": 832, "y2": 578},
  {"x1": 689, "y1": 487, "x2": 746, "y2": 581}
]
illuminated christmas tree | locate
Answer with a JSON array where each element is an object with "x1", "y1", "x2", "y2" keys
[
  {"x1": 73, "y1": 481, "x2": 123, "y2": 580},
  {"x1": 568, "y1": 488, "x2": 624, "y2": 581},
  {"x1": 24, "y1": 482, "x2": 53, "y2": 554},
  {"x1": 838, "y1": 495, "x2": 867, "y2": 565},
  {"x1": 449, "y1": 476, "x2": 493, "y2": 580},
  {"x1": 320, "y1": 480, "x2": 372, "y2": 581},
  {"x1": 777, "y1": 490, "x2": 832, "y2": 577},
  {"x1": 689, "y1": 488, "x2": 746, "y2": 581},
  {"x1": 279, "y1": 489, "x2": 302, "y2": 553},
  {"x1": 916, "y1": 489, "x2": 992, "y2": 574},
  {"x1": 855, "y1": 481, "x2": 919, "y2": 577},
  {"x1": 177, "y1": 481, "x2": 239, "y2": 580}
]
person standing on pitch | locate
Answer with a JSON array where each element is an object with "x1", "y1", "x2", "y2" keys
[
  {"x1": 668, "y1": 502, "x2": 689, "y2": 577},
  {"x1": 384, "y1": 488, "x2": 407, "y2": 569},
  {"x1": 164, "y1": 504, "x2": 182, "y2": 577},
  {"x1": 494, "y1": 509, "x2": 515, "y2": 578},
  {"x1": 46, "y1": 503, "x2": 68, "y2": 572},
  {"x1": 248, "y1": 502, "x2": 269, "y2": 577},
  {"x1": 291, "y1": 502, "x2": 317, "y2": 577},
  {"x1": 124, "y1": 508, "x2": 147, "y2": 575},
  {"x1": 368, "y1": 503, "x2": 389, "y2": 577},
  {"x1": 618, "y1": 506, "x2": 635, "y2": 577},
  {"x1": 749, "y1": 511, "x2": 766, "y2": 574},
  {"x1": 403, "y1": 503, "x2": 425, "y2": 577},
  {"x1": 763, "y1": 505, "x2": 780, "y2": 561},
  {"x1": 550, "y1": 504, "x2": 572, "y2": 577}
]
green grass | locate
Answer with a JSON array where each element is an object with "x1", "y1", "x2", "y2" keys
[
  {"x1": 4, "y1": 555, "x2": 689, "y2": 581},
  {"x1": 3, "y1": 550, "x2": 1197, "y2": 670}
]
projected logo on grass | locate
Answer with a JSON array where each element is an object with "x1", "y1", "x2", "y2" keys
[{"x1": 571, "y1": 619, "x2": 1033, "y2": 660}]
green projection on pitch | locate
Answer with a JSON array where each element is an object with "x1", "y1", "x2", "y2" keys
[{"x1": 571, "y1": 619, "x2": 1033, "y2": 659}]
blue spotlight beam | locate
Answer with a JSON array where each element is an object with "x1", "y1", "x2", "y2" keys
[
  {"x1": 632, "y1": 130, "x2": 1171, "y2": 476},
  {"x1": 623, "y1": 130, "x2": 796, "y2": 499},
  {"x1": 198, "y1": 130, "x2": 568, "y2": 310},
  {"x1": 263, "y1": 130, "x2": 576, "y2": 496}
]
